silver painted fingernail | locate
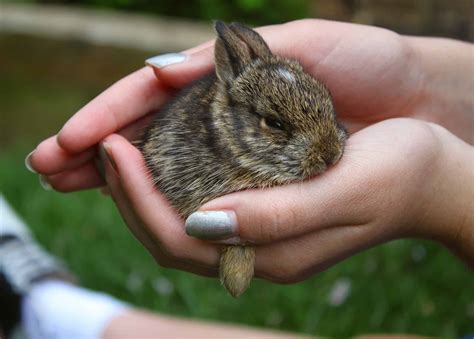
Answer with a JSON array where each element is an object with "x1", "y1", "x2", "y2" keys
[
  {"x1": 25, "y1": 150, "x2": 37, "y2": 173},
  {"x1": 185, "y1": 211, "x2": 237, "y2": 240},
  {"x1": 39, "y1": 175, "x2": 52, "y2": 191},
  {"x1": 145, "y1": 53, "x2": 187, "y2": 68}
]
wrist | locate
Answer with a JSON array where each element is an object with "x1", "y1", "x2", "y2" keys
[
  {"x1": 415, "y1": 124, "x2": 474, "y2": 266},
  {"x1": 404, "y1": 36, "x2": 474, "y2": 144}
]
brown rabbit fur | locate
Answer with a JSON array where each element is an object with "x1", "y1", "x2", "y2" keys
[{"x1": 139, "y1": 21, "x2": 347, "y2": 297}]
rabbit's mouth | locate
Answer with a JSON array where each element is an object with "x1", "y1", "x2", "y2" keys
[{"x1": 301, "y1": 144, "x2": 344, "y2": 179}]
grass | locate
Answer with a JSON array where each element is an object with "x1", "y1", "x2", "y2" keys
[{"x1": 1, "y1": 33, "x2": 473, "y2": 337}]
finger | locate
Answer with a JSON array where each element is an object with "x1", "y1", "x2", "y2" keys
[
  {"x1": 101, "y1": 147, "x2": 217, "y2": 277},
  {"x1": 30, "y1": 111, "x2": 157, "y2": 178},
  {"x1": 28, "y1": 136, "x2": 97, "y2": 175},
  {"x1": 46, "y1": 162, "x2": 105, "y2": 192},
  {"x1": 57, "y1": 67, "x2": 170, "y2": 154},
  {"x1": 194, "y1": 157, "x2": 371, "y2": 245},
  {"x1": 102, "y1": 134, "x2": 221, "y2": 270},
  {"x1": 254, "y1": 221, "x2": 389, "y2": 283}
]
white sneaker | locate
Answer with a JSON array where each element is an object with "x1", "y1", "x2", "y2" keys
[
  {"x1": 0, "y1": 195, "x2": 32, "y2": 241},
  {"x1": 0, "y1": 194, "x2": 73, "y2": 294}
]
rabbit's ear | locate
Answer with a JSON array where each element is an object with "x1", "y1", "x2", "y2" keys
[
  {"x1": 229, "y1": 22, "x2": 271, "y2": 59},
  {"x1": 214, "y1": 21, "x2": 271, "y2": 83}
]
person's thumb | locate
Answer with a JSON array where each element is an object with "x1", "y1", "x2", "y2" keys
[{"x1": 184, "y1": 171, "x2": 357, "y2": 245}]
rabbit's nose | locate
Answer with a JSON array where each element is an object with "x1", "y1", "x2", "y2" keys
[{"x1": 322, "y1": 147, "x2": 343, "y2": 167}]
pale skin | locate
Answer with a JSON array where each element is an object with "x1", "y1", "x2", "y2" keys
[
  {"x1": 27, "y1": 20, "x2": 473, "y2": 336},
  {"x1": 102, "y1": 310, "x2": 293, "y2": 338}
]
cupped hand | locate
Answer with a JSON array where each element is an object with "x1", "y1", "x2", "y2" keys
[
  {"x1": 99, "y1": 118, "x2": 469, "y2": 282},
  {"x1": 28, "y1": 19, "x2": 444, "y2": 192}
]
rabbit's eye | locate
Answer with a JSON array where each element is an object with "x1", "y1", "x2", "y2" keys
[{"x1": 260, "y1": 116, "x2": 284, "y2": 131}]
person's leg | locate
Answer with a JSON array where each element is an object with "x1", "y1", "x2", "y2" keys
[{"x1": 1, "y1": 195, "x2": 291, "y2": 338}]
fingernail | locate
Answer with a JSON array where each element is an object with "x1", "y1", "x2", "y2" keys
[
  {"x1": 39, "y1": 175, "x2": 52, "y2": 191},
  {"x1": 185, "y1": 211, "x2": 237, "y2": 241},
  {"x1": 145, "y1": 53, "x2": 187, "y2": 69},
  {"x1": 99, "y1": 142, "x2": 118, "y2": 173},
  {"x1": 25, "y1": 150, "x2": 37, "y2": 173},
  {"x1": 56, "y1": 132, "x2": 63, "y2": 146}
]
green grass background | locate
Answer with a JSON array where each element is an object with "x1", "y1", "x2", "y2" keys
[{"x1": 1, "y1": 33, "x2": 473, "y2": 337}]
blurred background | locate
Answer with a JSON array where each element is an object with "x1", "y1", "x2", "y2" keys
[{"x1": 1, "y1": 0, "x2": 473, "y2": 336}]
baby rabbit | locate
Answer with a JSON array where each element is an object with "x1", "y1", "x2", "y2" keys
[{"x1": 140, "y1": 21, "x2": 347, "y2": 297}]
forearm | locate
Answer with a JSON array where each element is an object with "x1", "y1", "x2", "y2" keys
[
  {"x1": 418, "y1": 124, "x2": 474, "y2": 267},
  {"x1": 405, "y1": 36, "x2": 474, "y2": 144}
]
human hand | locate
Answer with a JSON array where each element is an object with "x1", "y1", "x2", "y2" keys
[
  {"x1": 98, "y1": 118, "x2": 473, "y2": 282},
  {"x1": 27, "y1": 19, "x2": 473, "y2": 192}
]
